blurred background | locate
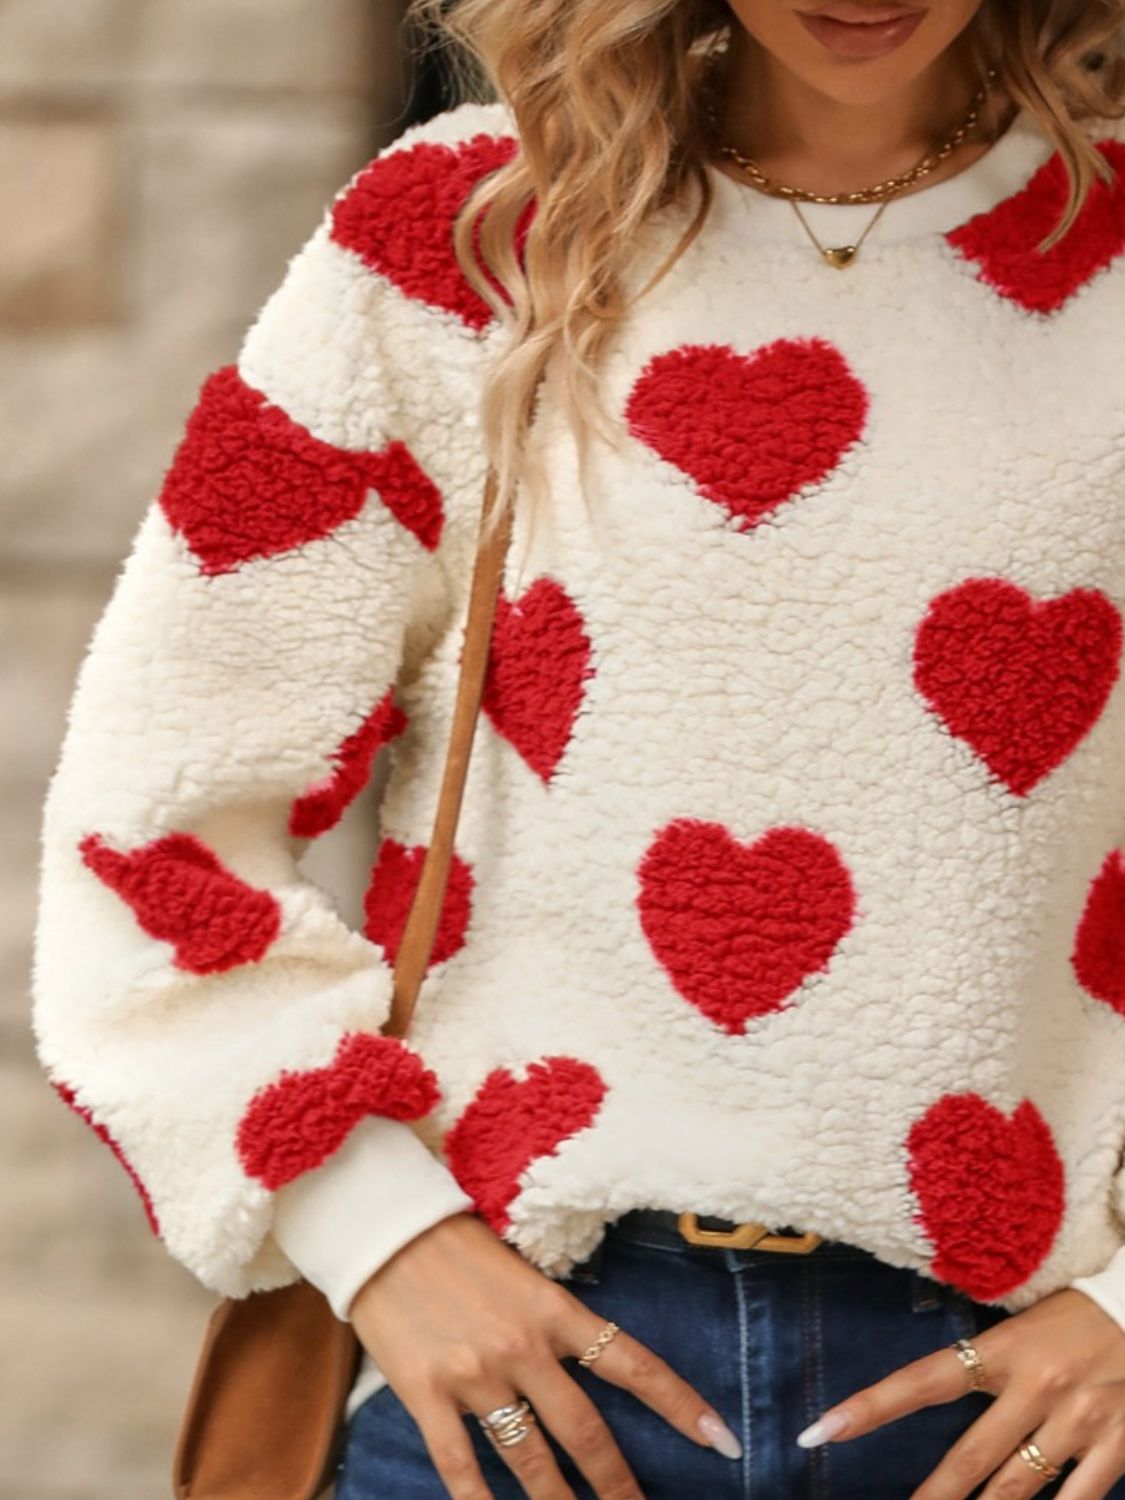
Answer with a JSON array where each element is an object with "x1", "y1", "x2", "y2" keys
[{"x1": 1, "y1": 4, "x2": 460, "y2": 1494}]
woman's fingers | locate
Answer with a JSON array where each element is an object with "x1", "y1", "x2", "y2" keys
[
  {"x1": 463, "y1": 1386, "x2": 579, "y2": 1500},
  {"x1": 905, "y1": 1383, "x2": 1045, "y2": 1498},
  {"x1": 518, "y1": 1362, "x2": 645, "y2": 1500},
  {"x1": 411, "y1": 1401, "x2": 499, "y2": 1500},
  {"x1": 349, "y1": 1215, "x2": 738, "y2": 1496},
  {"x1": 416, "y1": 1398, "x2": 578, "y2": 1500},
  {"x1": 555, "y1": 1303, "x2": 740, "y2": 1459}
]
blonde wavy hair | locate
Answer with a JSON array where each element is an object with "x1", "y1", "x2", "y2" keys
[{"x1": 404, "y1": 0, "x2": 1125, "y2": 546}]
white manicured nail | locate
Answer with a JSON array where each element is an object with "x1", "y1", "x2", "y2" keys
[
  {"x1": 698, "y1": 1412, "x2": 742, "y2": 1459},
  {"x1": 796, "y1": 1409, "x2": 851, "y2": 1447}
]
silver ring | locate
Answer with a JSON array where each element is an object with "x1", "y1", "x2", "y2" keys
[{"x1": 477, "y1": 1398, "x2": 537, "y2": 1447}]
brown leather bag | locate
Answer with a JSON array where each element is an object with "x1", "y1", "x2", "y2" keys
[{"x1": 172, "y1": 455, "x2": 515, "y2": 1500}]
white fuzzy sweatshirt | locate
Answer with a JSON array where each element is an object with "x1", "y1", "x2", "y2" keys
[{"x1": 30, "y1": 94, "x2": 1125, "y2": 1422}]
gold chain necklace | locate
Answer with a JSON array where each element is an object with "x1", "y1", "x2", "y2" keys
[{"x1": 705, "y1": 65, "x2": 999, "y2": 268}]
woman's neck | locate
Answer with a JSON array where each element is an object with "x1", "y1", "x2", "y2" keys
[{"x1": 714, "y1": 30, "x2": 1015, "y2": 200}]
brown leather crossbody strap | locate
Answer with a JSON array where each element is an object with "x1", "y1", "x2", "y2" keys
[
  {"x1": 383, "y1": 464, "x2": 511, "y2": 1040},
  {"x1": 174, "y1": 432, "x2": 526, "y2": 1500}
]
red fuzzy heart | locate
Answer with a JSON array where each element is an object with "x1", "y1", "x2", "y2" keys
[
  {"x1": 236, "y1": 1032, "x2": 440, "y2": 1190},
  {"x1": 159, "y1": 366, "x2": 445, "y2": 573},
  {"x1": 79, "y1": 830, "x2": 282, "y2": 975},
  {"x1": 1072, "y1": 847, "x2": 1125, "y2": 1017},
  {"x1": 289, "y1": 687, "x2": 408, "y2": 839},
  {"x1": 52, "y1": 1079, "x2": 159, "y2": 1234},
  {"x1": 946, "y1": 139, "x2": 1125, "y2": 315},
  {"x1": 625, "y1": 337, "x2": 869, "y2": 532},
  {"x1": 331, "y1": 132, "x2": 523, "y2": 330},
  {"x1": 636, "y1": 820, "x2": 857, "y2": 1035},
  {"x1": 362, "y1": 837, "x2": 474, "y2": 969},
  {"x1": 481, "y1": 578, "x2": 595, "y2": 782},
  {"x1": 906, "y1": 1093, "x2": 1065, "y2": 1300},
  {"x1": 444, "y1": 1056, "x2": 607, "y2": 1232},
  {"x1": 913, "y1": 577, "x2": 1121, "y2": 797}
]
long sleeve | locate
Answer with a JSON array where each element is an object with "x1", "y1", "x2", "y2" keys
[
  {"x1": 271, "y1": 1116, "x2": 474, "y2": 1320},
  {"x1": 29, "y1": 149, "x2": 480, "y2": 1299},
  {"x1": 1070, "y1": 1251, "x2": 1125, "y2": 1339}
]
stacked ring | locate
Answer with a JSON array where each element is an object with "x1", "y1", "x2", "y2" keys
[
  {"x1": 1018, "y1": 1440, "x2": 1062, "y2": 1482},
  {"x1": 478, "y1": 1399, "x2": 537, "y2": 1448}
]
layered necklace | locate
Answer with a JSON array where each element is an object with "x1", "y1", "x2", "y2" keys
[{"x1": 704, "y1": 64, "x2": 1000, "y2": 268}]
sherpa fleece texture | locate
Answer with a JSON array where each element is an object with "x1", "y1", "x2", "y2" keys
[{"x1": 30, "y1": 96, "x2": 1125, "y2": 1334}]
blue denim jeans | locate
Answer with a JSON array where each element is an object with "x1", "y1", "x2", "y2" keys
[{"x1": 333, "y1": 1209, "x2": 1124, "y2": 1499}]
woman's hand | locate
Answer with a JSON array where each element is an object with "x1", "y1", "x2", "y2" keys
[
  {"x1": 348, "y1": 1210, "x2": 742, "y2": 1500},
  {"x1": 793, "y1": 1287, "x2": 1125, "y2": 1499}
]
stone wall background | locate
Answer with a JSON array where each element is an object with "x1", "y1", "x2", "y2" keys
[{"x1": 0, "y1": 5, "x2": 454, "y2": 1494}]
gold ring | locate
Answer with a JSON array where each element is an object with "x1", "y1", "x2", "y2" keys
[
  {"x1": 1017, "y1": 1439, "x2": 1062, "y2": 1481},
  {"x1": 950, "y1": 1337, "x2": 988, "y2": 1392},
  {"x1": 577, "y1": 1320, "x2": 621, "y2": 1368}
]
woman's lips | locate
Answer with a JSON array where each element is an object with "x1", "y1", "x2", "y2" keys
[{"x1": 797, "y1": 8, "x2": 925, "y2": 58}]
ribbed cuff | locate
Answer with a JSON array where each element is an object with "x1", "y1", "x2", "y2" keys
[
  {"x1": 1070, "y1": 1243, "x2": 1125, "y2": 1339},
  {"x1": 270, "y1": 1114, "x2": 476, "y2": 1321}
]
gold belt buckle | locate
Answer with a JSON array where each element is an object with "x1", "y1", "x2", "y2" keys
[{"x1": 677, "y1": 1211, "x2": 823, "y2": 1254}]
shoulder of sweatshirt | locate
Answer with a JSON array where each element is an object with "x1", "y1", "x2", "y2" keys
[
  {"x1": 238, "y1": 91, "x2": 519, "y2": 405},
  {"x1": 238, "y1": 92, "x2": 518, "y2": 564}
]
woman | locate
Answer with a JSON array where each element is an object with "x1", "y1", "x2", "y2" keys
[{"x1": 31, "y1": 0, "x2": 1125, "y2": 1496}]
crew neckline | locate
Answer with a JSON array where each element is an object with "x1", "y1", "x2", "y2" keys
[{"x1": 706, "y1": 104, "x2": 1058, "y2": 245}]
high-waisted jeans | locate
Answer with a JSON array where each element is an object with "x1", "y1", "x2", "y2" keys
[{"x1": 333, "y1": 1208, "x2": 1125, "y2": 1499}]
